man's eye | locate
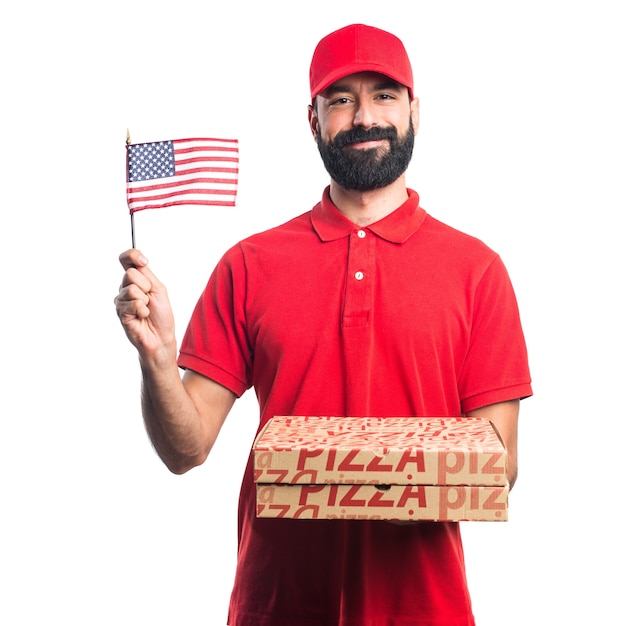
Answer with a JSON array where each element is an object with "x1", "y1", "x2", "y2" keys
[{"x1": 331, "y1": 97, "x2": 351, "y2": 105}]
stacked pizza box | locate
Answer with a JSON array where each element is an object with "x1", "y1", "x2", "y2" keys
[{"x1": 253, "y1": 416, "x2": 509, "y2": 521}]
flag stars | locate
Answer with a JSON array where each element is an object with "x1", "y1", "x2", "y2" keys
[
  {"x1": 126, "y1": 136, "x2": 239, "y2": 211},
  {"x1": 127, "y1": 140, "x2": 175, "y2": 182}
]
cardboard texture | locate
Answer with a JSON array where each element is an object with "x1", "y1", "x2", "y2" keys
[
  {"x1": 256, "y1": 484, "x2": 508, "y2": 521},
  {"x1": 253, "y1": 416, "x2": 509, "y2": 521}
]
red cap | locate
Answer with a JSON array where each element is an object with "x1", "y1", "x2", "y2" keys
[{"x1": 310, "y1": 24, "x2": 414, "y2": 100}]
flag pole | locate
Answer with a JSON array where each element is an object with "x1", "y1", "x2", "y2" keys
[{"x1": 126, "y1": 129, "x2": 136, "y2": 248}]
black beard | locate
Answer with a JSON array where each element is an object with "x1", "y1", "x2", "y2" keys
[{"x1": 316, "y1": 122, "x2": 414, "y2": 191}]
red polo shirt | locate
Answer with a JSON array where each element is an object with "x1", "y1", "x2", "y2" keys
[{"x1": 179, "y1": 188, "x2": 532, "y2": 626}]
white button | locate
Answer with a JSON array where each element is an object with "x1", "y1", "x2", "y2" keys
[
  {"x1": 357, "y1": 230, "x2": 366, "y2": 238},
  {"x1": 355, "y1": 271, "x2": 364, "y2": 280}
]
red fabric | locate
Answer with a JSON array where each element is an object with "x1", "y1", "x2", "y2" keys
[
  {"x1": 178, "y1": 188, "x2": 532, "y2": 625},
  {"x1": 309, "y1": 24, "x2": 414, "y2": 99}
]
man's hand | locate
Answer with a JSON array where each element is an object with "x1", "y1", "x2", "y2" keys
[{"x1": 114, "y1": 249, "x2": 177, "y2": 364}]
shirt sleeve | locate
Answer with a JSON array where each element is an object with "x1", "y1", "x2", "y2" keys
[
  {"x1": 458, "y1": 254, "x2": 532, "y2": 413},
  {"x1": 178, "y1": 244, "x2": 252, "y2": 397}
]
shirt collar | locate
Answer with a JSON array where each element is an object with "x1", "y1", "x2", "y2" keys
[{"x1": 311, "y1": 186, "x2": 426, "y2": 244}]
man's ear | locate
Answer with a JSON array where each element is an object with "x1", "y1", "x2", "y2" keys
[
  {"x1": 410, "y1": 96, "x2": 420, "y2": 135},
  {"x1": 308, "y1": 104, "x2": 319, "y2": 141}
]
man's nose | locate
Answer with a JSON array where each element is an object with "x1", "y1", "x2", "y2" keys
[{"x1": 353, "y1": 99, "x2": 377, "y2": 128}]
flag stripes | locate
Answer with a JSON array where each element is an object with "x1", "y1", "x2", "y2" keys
[{"x1": 126, "y1": 137, "x2": 239, "y2": 213}]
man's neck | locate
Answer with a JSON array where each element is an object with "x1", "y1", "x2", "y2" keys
[{"x1": 328, "y1": 177, "x2": 409, "y2": 226}]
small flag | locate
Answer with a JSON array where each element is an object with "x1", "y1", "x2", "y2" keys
[{"x1": 126, "y1": 137, "x2": 239, "y2": 213}]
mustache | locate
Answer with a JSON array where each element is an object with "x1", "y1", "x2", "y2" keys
[{"x1": 331, "y1": 126, "x2": 399, "y2": 149}]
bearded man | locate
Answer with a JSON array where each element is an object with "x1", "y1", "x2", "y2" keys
[{"x1": 115, "y1": 24, "x2": 532, "y2": 626}]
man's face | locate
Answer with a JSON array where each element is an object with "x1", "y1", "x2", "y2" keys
[{"x1": 310, "y1": 72, "x2": 419, "y2": 191}]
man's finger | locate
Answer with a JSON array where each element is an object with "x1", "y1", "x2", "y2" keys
[{"x1": 119, "y1": 248, "x2": 149, "y2": 270}]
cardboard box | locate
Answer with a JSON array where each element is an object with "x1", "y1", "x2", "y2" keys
[
  {"x1": 256, "y1": 483, "x2": 508, "y2": 521},
  {"x1": 253, "y1": 416, "x2": 508, "y2": 521}
]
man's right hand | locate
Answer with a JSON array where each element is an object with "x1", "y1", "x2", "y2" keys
[{"x1": 114, "y1": 249, "x2": 177, "y2": 364}]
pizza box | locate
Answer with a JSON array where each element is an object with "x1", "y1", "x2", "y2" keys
[
  {"x1": 256, "y1": 483, "x2": 508, "y2": 521},
  {"x1": 253, "y1": 416, "x2": 509, "y2": 521}
]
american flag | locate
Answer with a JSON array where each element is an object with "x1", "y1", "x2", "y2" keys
[{"x1": 126, "y1": 137, "x2": 239, "y2": 213}]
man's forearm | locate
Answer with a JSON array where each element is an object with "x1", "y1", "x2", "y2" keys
[{"x1": 140, "y1": 359, "x2": 210, "y2": 475}]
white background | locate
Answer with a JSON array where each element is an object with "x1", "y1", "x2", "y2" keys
[{"x1": 2, "y1": 1, "x2": 624, "y2": 624}]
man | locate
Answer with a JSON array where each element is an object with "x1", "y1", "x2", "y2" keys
[{"x1": 115, "y1": 24, "x2": 532, "y2": 626}]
